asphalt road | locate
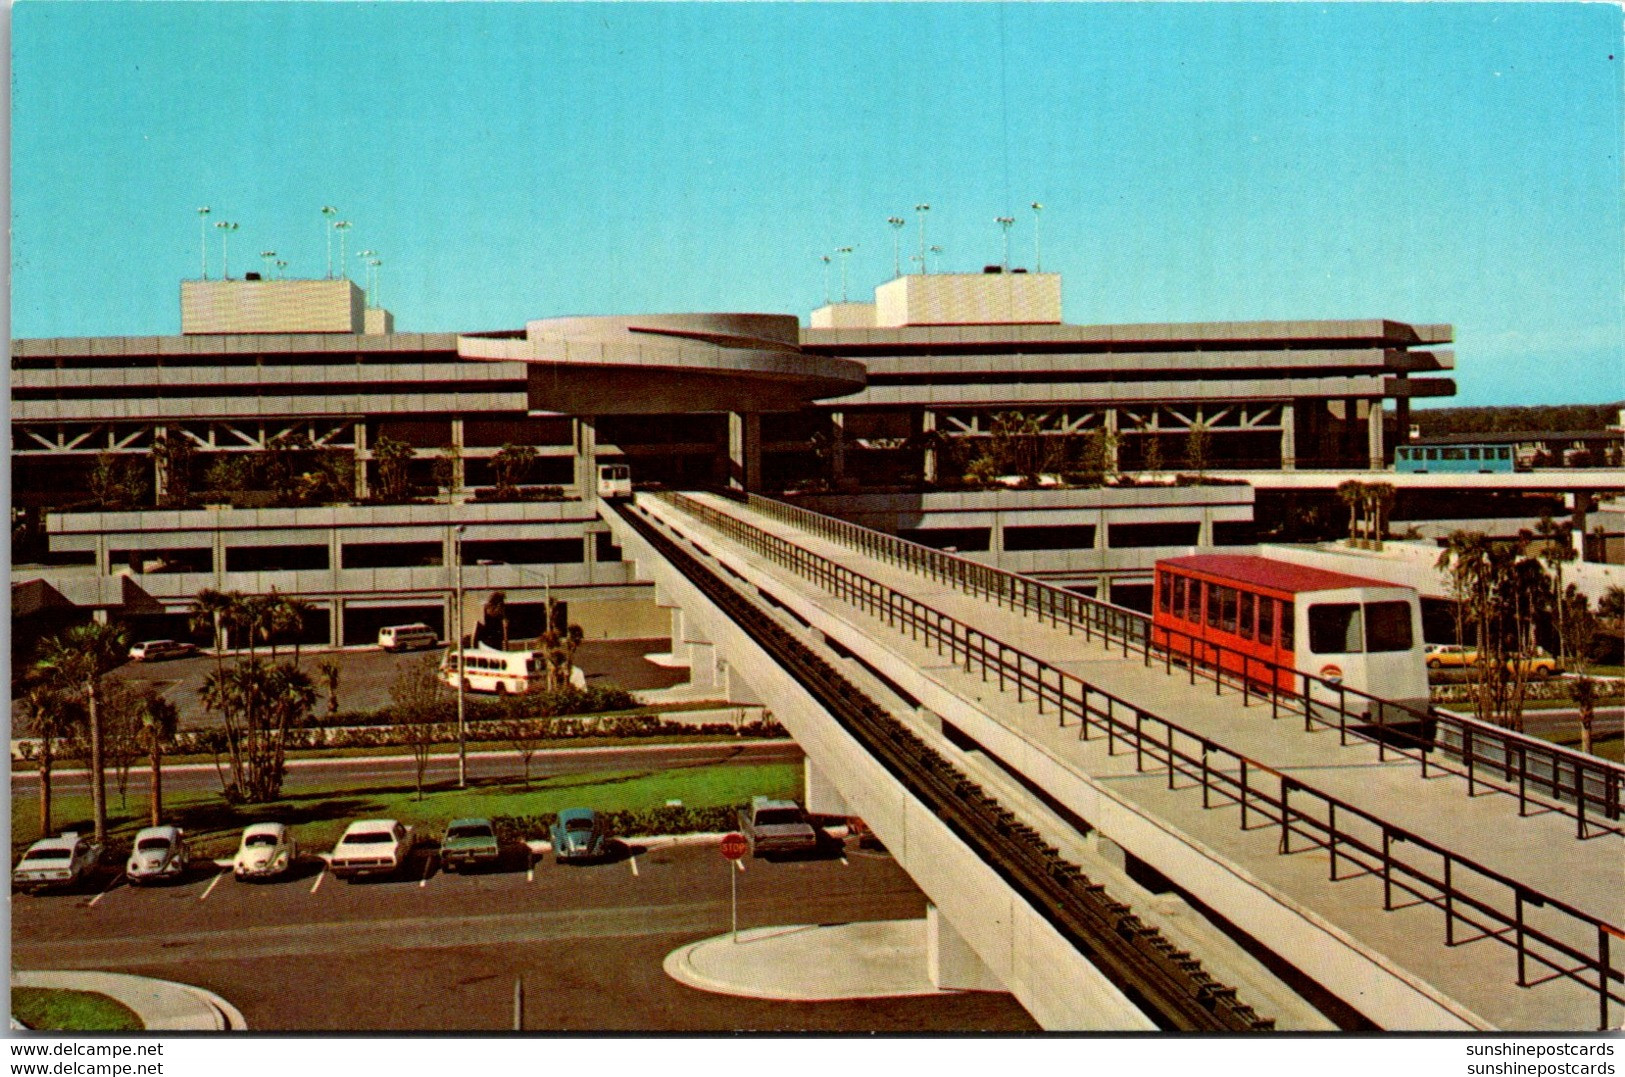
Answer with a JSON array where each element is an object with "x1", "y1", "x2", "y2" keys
[
  {"x1": 14, "y1": 740, "x2": 804, "y2": 797},
  {"x1": 12, "y1": 839, "x2": 1036, "y2": 1032}
]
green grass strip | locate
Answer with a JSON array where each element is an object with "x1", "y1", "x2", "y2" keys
[{"x1": 11, "y1": 988, "x2": 143, "y2": 1032}]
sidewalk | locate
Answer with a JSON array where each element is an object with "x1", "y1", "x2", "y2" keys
[
  {"x1": 11, "y1": 971, "x2": 246, "y2": 1032},
  {"x1": 664, "y1": 920, "x2": 952, "y2": 1001}
]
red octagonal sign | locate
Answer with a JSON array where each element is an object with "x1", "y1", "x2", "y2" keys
[{"x1": 720, "y1": 833, "x2": 749, "y2": 861}]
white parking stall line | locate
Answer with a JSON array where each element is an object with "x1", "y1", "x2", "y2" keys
[
  {"x1": 526, "y1": 861, "x2": 535, "y2": 883},
  {"x1": 419, "y1": 856, "x2": 434, "y2": 888},
  {"x1": 198, "y1": 871, "x2": 225, "y2": 902},
  {"x1": 840, "y1": 856, "x2": 849, "y2": 866},
  {"x1": 87, "y1": 876, "x2": 121, "y2": 908},
  {"x1": 735, "y1": 859, "x2": 746, "y2": 874},
  {"x1": 310, "y1": 867, "x2": 326, "y2": 895},
  {"x1": 629, "y1": 856, "x2": 639, "y2": 877}
]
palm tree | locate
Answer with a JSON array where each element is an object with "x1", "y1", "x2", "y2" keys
[
  {"x1": 269, "y1": 592, "x2": 318, "y2": 665},
  {"x1": 134, "y1": 689, "x2": 179, "y2": 826},
  {"x1": 1336, "y1": 480, "x2": 1364, "y2": 546},
  {"x1": 190, "y1": 587, "x2": 234, "y2": 660},
  {"x1": 34, "y1": 621, "x2": 131, "y2": 845},
  {"x1": 1367, "y1": 482, "x2": 1395, "y2": 549},
  {"x1": 17, "y1": 676, "x2": 85, "y2": 839},
  {"x1": 1535, "y1": 515, "x2": 1575, "y2": 662},
  {"x1": 316, "y1": 657, "x2": 342, "y2": 718}
]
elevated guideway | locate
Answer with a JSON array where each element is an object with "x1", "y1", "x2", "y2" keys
[
  {"x1": 602, "y1": 496, "x2": 1279, "y2": 1032},
  {"x1": 623, "y1": 490, "x2": 1624, "y2": 1031}
]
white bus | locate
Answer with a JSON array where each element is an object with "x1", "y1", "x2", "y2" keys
[
  {"x1": 438, "y1": 645, "x2": 547, "y2": 695},
  {"x1": 597, "y1": 463, "x2": 632, "y2": 500}
]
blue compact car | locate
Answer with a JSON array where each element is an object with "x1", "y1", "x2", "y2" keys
[{"x1": 550, "y1": 808, "x2": 609, "y2": 863}]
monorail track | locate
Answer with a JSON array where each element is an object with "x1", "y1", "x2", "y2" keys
[{"x1": 611, "y1": 498, "x2": 1274, "y2": 1032}]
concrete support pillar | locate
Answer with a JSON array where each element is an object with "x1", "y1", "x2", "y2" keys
[
  {"x1": 723, "y1": 662, "x2": 763, "y2": 705},
  {"x1": 920, "y1": 410, "x2": 938, "y2": 485},
  {"x1": 574, "y1": 417, "x2": 598, "y2": 503},
  {"x1": 332, "y1": 599, "x2": 346, "y2": 648},
  {"x1": 1567, "y1": 493, "x2": 1591, "y2": 563},
  {"x1": 926, "y1": 905, "x2": 1006, "y2": 993},
  {"x1": 804, "y1": 759, "x2": 850, "y2": 816},
  {"x1": 1279, "y1": 402, "x2": 1296, "y2": 471},
  {"x1": 450, "y1": 418, "x2": 466, "y2": 496},
  {"x1": 1198, "y1": 510, "x2": 1214, "y2": 548},
  {"x1": 1366, "y1": 401, "x2": 1385, "y2": 470},
  {"x1": 829, "y1": 411, "x2": 847, "y2": 486},
  {"x1": 353, "y1": 422, "x2": 370, "y2": 499},
  {"x1": 685, "y1": 641, "x2": 719, "y2": 690},
  {"x1": 1096, "y1": 576, "x2": 1112, "y2": 604},
  {"x1": 728, "y1": 412, "x2": 762, "y2": 493},
  {"x1": 1103, "y1": 408, "x2": 1120, "y2": 474},
  {"x1": 153, "y1": 425, "x2": 171, "y2": 505}
]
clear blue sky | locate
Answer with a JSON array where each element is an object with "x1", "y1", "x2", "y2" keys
[{"x1": 11, "y1": 2, "x2": 1623, "y2": 406}]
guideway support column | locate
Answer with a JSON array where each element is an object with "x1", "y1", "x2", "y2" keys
[
  {"x1": 804, "y1": 759, "x2": 850, "y2": 816},
  {"x1": 574, "y1": 417, "x2": 598, "y2": 503},
  {"x1": 927, "y1": 904, "x2": 1007, "y2": 993},
  {"x1": 728, "y1": 412, "x2": 762, "y2": 494}
]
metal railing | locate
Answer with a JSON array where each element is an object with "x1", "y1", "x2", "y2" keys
[
  {"x1": 738, "y1": 492, "x2": 1625, "y2": 839},
  {"x1": 656, "y1": 491, "x2": 1625, "y2": 1028}
]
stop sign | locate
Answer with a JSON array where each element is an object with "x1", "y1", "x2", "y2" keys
[{"x1": 720, "y1": 833, "x2": 749, "y2": 860}]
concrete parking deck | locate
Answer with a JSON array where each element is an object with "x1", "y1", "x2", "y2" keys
[{"x1": 643, "y1": 492, "x2": 1625, "y2": 1030}]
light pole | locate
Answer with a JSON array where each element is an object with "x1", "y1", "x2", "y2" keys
[
  {"x1": 1031, "y1": 202, "x2": 1044, "y2": 273},
  {"x1": 196, "y1": 207, "x2": 211, "y2": 279},
  {"x1": 821, "y1": 255, "x2": 832, "y2": 306},
  {"x1": 274, "y1": 259, "x2": 288, "y2": 280},
  {"x1": 929, "y1": 245, "x2": 944, "y2": 274},
  {"x1": 358, "y1": 250, "x2": 376, "y2": 304},
  {"x1": 887, "y1": 217, "x2": 905, "y2": 278},
  {"x1": 333, "y1": 222, "x2": 352, "y2": 282},
  {"x1": 259, "y1": 250, "x2": 277, "y2": 278},
  {"x1": 367, "y1": 258, "x2": 382, "y2": 309},
  {"x1": 835, "y1": 246, "x2": 855, "y2": 302},
  {"x1": 996, "y1": 217, "x2": 1015, "y2": 270},
  {"x1": 914, "y1": 204, "x2": 931, "y2": 275},
  {"x1": 321, "y1": 206, "x2": 338, "y2": 277},
  {"x1": 214, "y1": 221, "x2": 239, "y2": 279},
  {"x1": 453, "y1": 524, "x2": 467, "y2": 789}
]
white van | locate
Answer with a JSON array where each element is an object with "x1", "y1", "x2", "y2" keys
[{"x1": 377, "y1": 623, "x2": 439, "y2": 652}]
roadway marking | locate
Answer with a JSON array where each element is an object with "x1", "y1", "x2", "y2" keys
[
  {"x1": 87, "y1": 876, "x2": 122, "y2": 908},
  {"x1": 526, "y1": 861, "x2": 535, "y2": 883},
  {"x1": 420, "y1": 857, "x2": 435, "y2": 888},
  {"x1": 628, "y1": 856, "x2": 639, "y2": 877},
  {"x1": 198, "y1": 871, "x2": 225, "y2": 902},
  {"x1": 839, "y1": 856, "x2": 849, "y2": 867},
  {"x1": 310, "y1": 868, "x2": 326, "y2": 895},
  {"x1": 735, "y1": 859, "x2": 746, "y2": 874}
]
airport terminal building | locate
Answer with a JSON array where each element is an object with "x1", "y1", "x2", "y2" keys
[{"x1": 10, "y1": 270, "x2": 1458, "y2": 651}]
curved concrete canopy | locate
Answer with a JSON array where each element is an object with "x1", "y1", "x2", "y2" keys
[{"x1": 458, "y1": 313, "x2": 865, "y2": 415}]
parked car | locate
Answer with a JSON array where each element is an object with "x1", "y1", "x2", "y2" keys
[
  {"x1": 126, "y1": 825, "x2": 190, "y2": 885},
  {"x1": 551, "y1": 808, "x2": 609, "y2": 863},
  {"x1": 129, "y1": 639, "x2": 199, "y2": 662},
  {"x1": 377, "y1": 624, "x2": 439, "y2": 652},
  {"x1": 439, "y1": 818, "x2": 501, "y2": 872},
  {"x1": 1424, "y1": 644, "x2": 1559, "y2": 677},
  {"x1": 1424, "y1": 643, "x2": 1475, "y2": 669},
  {"x1": 13, "y1": 832, "x2": 102, "y2": 892},
  {"x1": 329, "y1": 819, "x2": 414, "y2": 881},
  {"x1": 738, "y1": 797, "x2": 819, "y2": 858},
  {"x1": 233, "y1": 822, "x2": 298, "y2": 881}
]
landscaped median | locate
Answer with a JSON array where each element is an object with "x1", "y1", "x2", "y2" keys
[
  {"x1": 11, "y1": 749, "x2": 803, "y2": 865},
  {"x1": 11, "y1": 987, "x2": 142, "y2": 1032}
]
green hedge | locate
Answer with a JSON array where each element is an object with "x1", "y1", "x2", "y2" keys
[{"x1": 494, "y1": 804, "x2": 742, "y2": 844}]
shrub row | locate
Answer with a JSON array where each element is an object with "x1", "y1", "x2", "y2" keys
[
  {"x1": 310, "y1": 684, "x2": 638, "y2": 728},
  {"x1": 149, "y1": 716, "x2": 786, "y2": 757},
  {"x1": 493, "y1": 804, "x2": 742, "y2": 844},
  {"x1": 1430, "y1": 676, "x2": 1625, "y2": 705}
]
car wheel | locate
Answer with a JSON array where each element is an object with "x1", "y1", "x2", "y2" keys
[{"x1": 1427, "y1": 659, "x2": 1442, "y2": 670}]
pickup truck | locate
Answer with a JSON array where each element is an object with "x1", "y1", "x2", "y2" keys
[
  {"x1": 737, "y1": 797, "x2": 819, "y2": 858},
  {"x1": 329, "y1": 819, "x2": 415, "y2": 881}
]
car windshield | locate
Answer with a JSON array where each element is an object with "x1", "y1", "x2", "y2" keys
[
  {"x1": 346, "y1": 832, "x2": 392, "y2": 843},
  {"x1": 24, "y1": 848, "x2": 70, "y2": 861},
  {"x1": 754, "y1": 809, "x2": 802, "y2": 827},
  {"x1": 447, "y1": 825, "x2": 493, "y2": 840},
  {"x1": 136, "y1": 837, "x2": 171, "y2": 852},
  {"x1": 565, "y1": 818, "x2": 595, "y2": 832},
  {"x1": 244, "y1": 834, "x2": 279, "y2": 847}
]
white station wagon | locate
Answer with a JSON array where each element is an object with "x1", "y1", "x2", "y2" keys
[{"x1": 329, "y1": 819, "x2": 414, "y2": 881}]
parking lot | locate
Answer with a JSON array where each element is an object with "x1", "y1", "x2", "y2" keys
[
  {"x1": 74, "y1": 637, "x2": 689, "y2": 731},
  {"x1": 12, "y1": 837, "x2": 1036, "y2": 1032}
]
